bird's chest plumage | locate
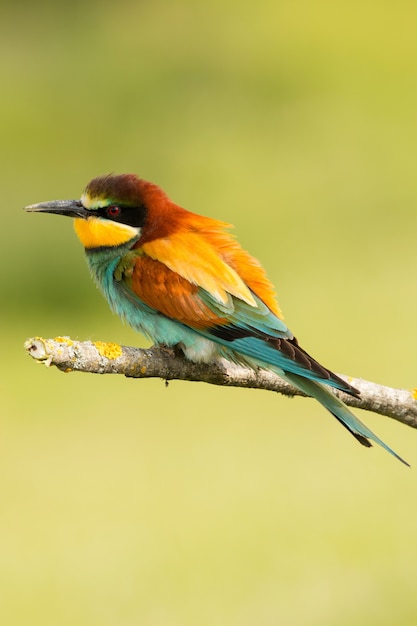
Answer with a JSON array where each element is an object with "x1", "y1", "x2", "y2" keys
[{"x1": 84, "y1": 248, "x2": 220, "y2": 362}]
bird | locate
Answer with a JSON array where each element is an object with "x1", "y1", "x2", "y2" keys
[{"x1": 25, "y1": 173, "x2": 408, "y2": 465}]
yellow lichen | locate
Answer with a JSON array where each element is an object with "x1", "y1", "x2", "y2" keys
[
  {"x1": 54, "y1": 336, "x2": 74, "y2": 346},
  {"x1": 140, "y1": 366, "x2": 147, "y2": 374},
  {"x1": 413, "y1": 388, "x2": 417, "y2": 400},
  {"x1": 94, "y1": 341, "x2": 123, "y2": 360}
]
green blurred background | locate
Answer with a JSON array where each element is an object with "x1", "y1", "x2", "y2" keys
[{"x1": 1, "y1": 1, "x2": 417, "y2": 624}]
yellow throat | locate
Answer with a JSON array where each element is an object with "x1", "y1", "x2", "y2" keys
[{"x1": 74, "y1": 217, "x2": 139, "y2": 249}]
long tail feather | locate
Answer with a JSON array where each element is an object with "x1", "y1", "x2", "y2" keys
[{"x1": 284, "y1": 372, "x2": 409, "y2": 466}]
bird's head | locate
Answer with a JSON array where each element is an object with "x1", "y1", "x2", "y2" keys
[{"x1": 25, "y1": 174, "x2": 176, "y2": 250}]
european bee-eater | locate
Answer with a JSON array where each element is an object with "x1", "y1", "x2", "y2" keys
[{"x1": 26, "y1": 173, "x2": 407, "y2": 465}]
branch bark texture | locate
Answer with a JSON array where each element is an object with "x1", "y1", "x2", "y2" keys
[{"x1": 25, "y1": 336, "x2": 417, "y2": 429}]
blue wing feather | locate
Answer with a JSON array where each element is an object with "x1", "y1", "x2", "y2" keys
[{"x1": 199, "y1": 288, "x2": 353, "y2": 392}]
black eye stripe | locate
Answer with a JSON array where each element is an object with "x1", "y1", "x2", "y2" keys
[{"x1": 96, "y1": 204, "x2": 147, "y2": 228}]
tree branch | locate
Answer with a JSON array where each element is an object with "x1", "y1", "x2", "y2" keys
[{"x1": 24, "y1": 336, "x2": 417, "y2": 429}]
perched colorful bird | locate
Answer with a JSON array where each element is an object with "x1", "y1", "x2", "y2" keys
[{"x1": 26, "y1": 173, "x2": 407, "y2": 464}]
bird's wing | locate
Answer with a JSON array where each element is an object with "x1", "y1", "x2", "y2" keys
[
  {"x1": 142, "y1": 231, "x2": 258, "y2": 307},
  {"x1": 126, "y1": 253, "x2": 229, "y2": 329},
  {"x1": 128, "y1": 231, "x2": 289, "y2": 337},
  {"x1": 122, "y1": 235, "x2": 353, "y2": 393}
]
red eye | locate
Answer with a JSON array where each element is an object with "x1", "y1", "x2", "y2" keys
[{"x1": 106, "y1": 205, "x2": 121, "y2": 218}]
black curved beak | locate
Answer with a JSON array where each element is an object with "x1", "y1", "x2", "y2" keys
[{"x1": 24, "y1": 199, "x2": 90, "y2": 219}]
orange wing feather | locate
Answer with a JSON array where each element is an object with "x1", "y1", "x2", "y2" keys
[
  {"x1": 137, "y1": 209, "x2": 283, "y2": 319},
  {"x1": 142, "y1": 231, "x2": 257, "y2": 307},
  {"x1": 129, "y1": 256, "x2": 228, "y2": 329},
  {"x1": 202, "y1": 227, "x2": 283, "y2": 319}
]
